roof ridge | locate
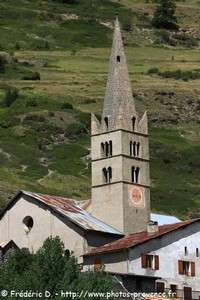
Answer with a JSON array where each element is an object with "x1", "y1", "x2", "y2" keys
[{"x1": 83, "y1": 218, "x2": 199, "y2": 257}]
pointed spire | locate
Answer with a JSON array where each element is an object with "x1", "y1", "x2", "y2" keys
[{"x1": 102, "y1": 16, "x2": 136, "y2": 131}]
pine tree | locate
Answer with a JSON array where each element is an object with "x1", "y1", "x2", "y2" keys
[{"x1": 152, "y1": 0, "x2": 179, "y2": 30}]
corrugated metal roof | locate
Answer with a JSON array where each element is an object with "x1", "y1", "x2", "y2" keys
[
  {"x1": 23, "y1": 191, "x2": 123, "y2": 235},
  {"x1": 151, "y1": 213, "x2": 181, "y2": 225},
  {"x1": 83, "y1": 219, "x2": 198, "y2": 256}
]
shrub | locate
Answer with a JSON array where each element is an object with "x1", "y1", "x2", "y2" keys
[
  {"x1": 22, "y1": 72, "x2": 40, "y2": 80},
  {"x1": 173, "y1": 33, "x2": 199, "y2": 48},
  {"x1": 147, "y1": 67, "x2": 200, "y2": 81},
  {"x1": 147, "y1": 67, "x2": 159, "y2": 74},
  {"x1": 2, "y1": 87, "x2": 19, "y2": 107},
  {"x1": 23, "y1": 114, "x2": 46, "y2": 123},
  {"x1": 26, "y1": 99, "x2": 38, "y2": 107},
  {"x1": 0, "y1": 55, "x2": 6, "y2": 73},
  {"x1": 158, "y1": 29, "x2": 171, "y2": 44},
  {"x1": 0, "y1": 120, "x2": 10, "y2": 128},
  {"x1": 61, "y1": 102, "x2": 74, "y2": 110},
  {"x1": 65, "y1": 122, "x2": 87, "y2": 139},
  {"x1": 161, "y1": 69, "x2": 200, "y2": 81}
]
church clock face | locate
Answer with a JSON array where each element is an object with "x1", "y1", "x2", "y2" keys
[{"x1": 129, "y1": 186, "x2": 145, "y2": 208}]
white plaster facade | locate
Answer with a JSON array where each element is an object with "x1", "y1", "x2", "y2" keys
[
  {"x1": 83, "y1": 221, "x2": 200, "y2": 293},
  {"x1": 0, "y1": 195, "x2": 85, "y2": 258},
  {"x1": 129, "y1": 222, "x2": 200, "y2": 292},
  {"x1": 0, "y1": 193, "x2": 122, "y2": 262}
]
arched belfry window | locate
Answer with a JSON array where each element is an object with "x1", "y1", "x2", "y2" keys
[
  {"x1": 109, "y1": 141, "x2": 113, "y2": 156},
  {"x1": 103, "y1": 168, "x2": 108, "y2": 183},
  {"x1": 117, "y1": 55, "x2": 121, "y2": 62},
  {"x1": 105, "y1": 142, "x2": 109, "y2": 157},
  {"x1": 136, "y1": 142, "x2": 140, "y2": 156},
  {"x1": 130, "y1": 141, "x2": 140, "y2": 157},
  {"x1": 104, "y1": 117, "x2": 109, "y2": 130},
  {"x1": 101, "y1": 141, "x2": 113, "y2": 157},
  {"x1": 132, "y1": 166, "x2": 135, "y2": 183},
  {"x1": 135, "y1": 167, "x2": 140, "y2": 183},
  {"x1": 102, "y1": 167, "x2": 112, "y2": 184},
  {"x1": 131, "y1": 166, "x2": 140, "y2": 183},
  {"x1": 132, "y1": 117, "x2": 136, "y2": 131},
  {"x1": 101, "y1": 142, "x2": 105, "y2": 155},
  {"x1": 133, "y1": 141, "x2": 136, "y2": 157},
  {"x1": 108, "y1": 167, "x2": 112, "y2": 183},
  {"x1": 130, "y1": 141, "x2": 133, "y2": 156}
]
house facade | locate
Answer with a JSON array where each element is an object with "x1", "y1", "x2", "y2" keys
[{"x1": 83, "y1": 220, "x2": 200, "y2": 297}]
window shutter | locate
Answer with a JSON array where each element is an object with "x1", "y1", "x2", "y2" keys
[
  {"x1": 141, "y1": 254, "x2": 147, "y2": 268},
  {"x1": 94, "y1": 257, "x2": 102, "y2": 272},
  {"x1": 191, "y1": 262, "x2": 195, "y2": 277},
  {"x1": 154, "y1": 255, "x2": 159, "y2": 270},
  {"x1": 178, "y1": 260, "x2": 184, "y2": 275}
]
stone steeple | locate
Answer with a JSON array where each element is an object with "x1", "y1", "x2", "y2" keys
[
  {"x1": 91, "y1": 18, "x2": 150, "y2": 235},
  {"x1": 102, "y1": 17, "x2": 136, "y2": 131}
]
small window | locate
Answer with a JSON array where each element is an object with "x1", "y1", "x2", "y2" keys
[
  {"x1": 185, "y1": 246, "x2": 188, "y2": 256},
  {"x1": 104, "y1": 117, "x2": 109, "y2": 130},
  {"x1": 23, "y1": 216, "x2": 34, "y2": 233},
  {"x1": 141, "y1": 254, "x2": 159, "y2": 270},
  {"x1": 170, "y1": 285, "x2": 177, "y2": 294},
  {"x1": 156, "y1": 282, "x2": 165, "y2": 293},
  {"x1": 196, "y1": 248, "x2": 199, "y2": 257},
  {"x1": 117, "y1": 55, "x2": 120, "y2": 62},
  {"x1": 178, "y1": 260, "x2": 195, "y2": 277}
]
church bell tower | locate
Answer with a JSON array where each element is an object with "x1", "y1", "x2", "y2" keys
[{"x1": 90, "y1": 18, "x2": 151, "y2": 235}]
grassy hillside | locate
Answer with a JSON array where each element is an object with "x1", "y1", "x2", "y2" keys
[{"x1": 0, "y1": 0, "x2": 200, "y2": 219}]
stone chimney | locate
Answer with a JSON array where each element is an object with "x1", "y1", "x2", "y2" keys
[{"x1": 147, "y1": 221, "x2": 159, "y2": 235}]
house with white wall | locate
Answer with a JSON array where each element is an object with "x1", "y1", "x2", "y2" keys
[{"x1": 83, "y1": 219, "x2": 200, "y2": 298}]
